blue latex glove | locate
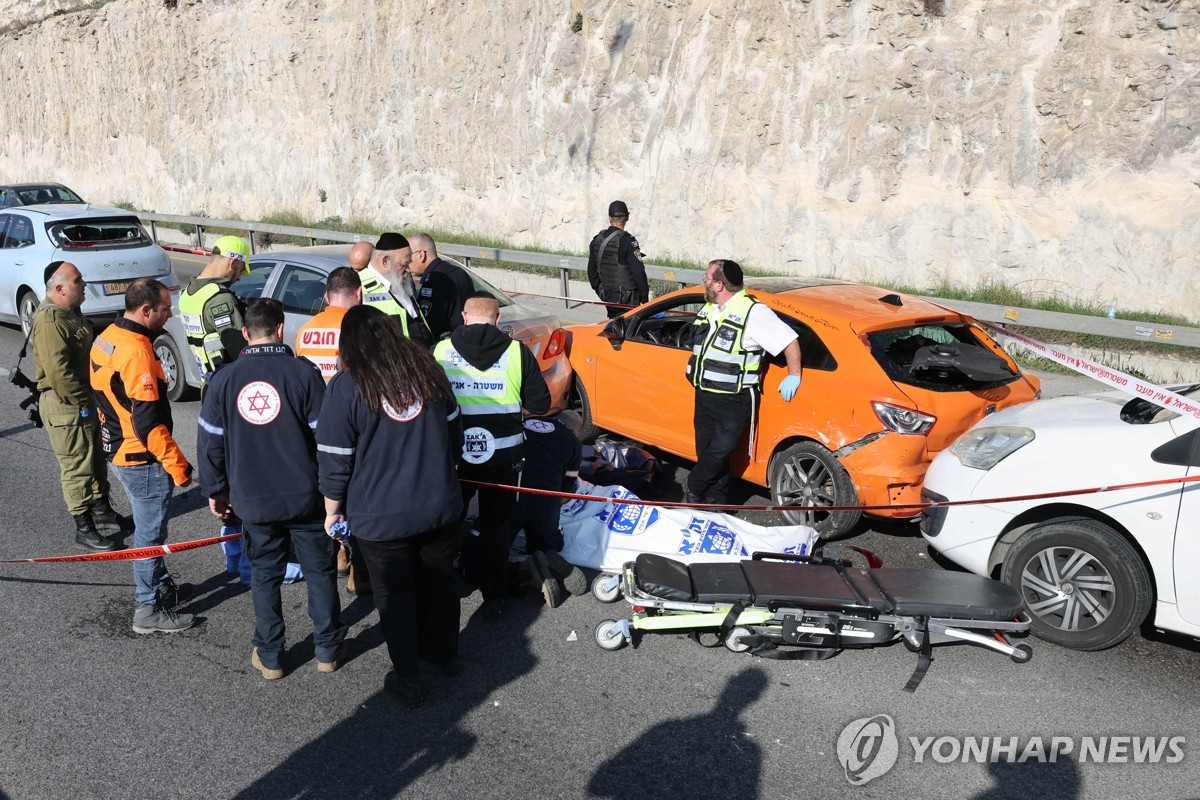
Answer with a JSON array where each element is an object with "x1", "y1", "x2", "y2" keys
[{"x1": 779, "y1": 375, "x2": 801, "y2": 402}]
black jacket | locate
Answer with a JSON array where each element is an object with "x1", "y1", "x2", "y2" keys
[
  {"x1": 198, "y1": 344, "x2": 325, "y2": 524},
  {"x1": 418, "y1": 258, "x2": 475, "y2": 339},
  {"x1": 316, "y1": 370, "x2": 464, "y2": 541},
  {"x1": 587, "y1": 226, "x2": 647, "y2": 303}
]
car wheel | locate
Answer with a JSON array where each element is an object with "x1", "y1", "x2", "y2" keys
[
  {"x1": 18, "y1": 290, "x2": 39, "y2": 336},
  {"x1": 1000, "y1": 519, "x2": 1152, "y2": 651},
  {"x1": 154, "y1": 334, "x2": 193, "y2": 402},
  {"x1": 573, "y1": 379, "x2": 601, "y2": 443},
  {"x1": 768, "y1": 441, "x2": 860, "y2": 539}
]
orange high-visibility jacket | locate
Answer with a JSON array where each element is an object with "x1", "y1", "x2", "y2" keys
[{"x1": 294, "y1": 305, "x2": 348, "y2": 382}]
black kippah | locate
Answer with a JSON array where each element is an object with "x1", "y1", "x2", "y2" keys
[
  {"x1": 375, "y1": 232, "x2": 409, "y2": 251},
  {"x1": 721, "y1": 259, "x2": 744, "y2": 286},
  {"x1": 44, "y1": 260, "x2": 66, "y2": 285}
]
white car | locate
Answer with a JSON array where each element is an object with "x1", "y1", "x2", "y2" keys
[
  {"x1": 0, "y1": 204, "x2": 175, "y2": 333},
  {"x1": 921, "y1": 385, "x2": 1200, "y2": 651}
]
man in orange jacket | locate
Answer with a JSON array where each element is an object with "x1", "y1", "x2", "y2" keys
[
  {"x1": 91, "y1": 278, "x2": 196, "y2": 634},
  {"x1": 294, "y1": 266, "x2": 362, "y2": 381}
]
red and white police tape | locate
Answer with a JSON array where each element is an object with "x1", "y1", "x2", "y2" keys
[{"x1": 0, "y1": 532, "x2": 242, "y2": 564}]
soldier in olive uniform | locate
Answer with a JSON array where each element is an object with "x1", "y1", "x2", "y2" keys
[{"x1": 31, "y1": 261, "x2": 123, "y2": 551}]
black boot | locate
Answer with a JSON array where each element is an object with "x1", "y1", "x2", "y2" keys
[
  {"x1": 89, "y1": 497, "x2": 127, "y2": 530},
  {"x1": 74, "y1": 512, "x2": 116, "y2": 552}
]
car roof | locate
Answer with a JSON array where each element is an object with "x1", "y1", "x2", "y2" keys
[
  {"x1": 0, "y1": 182, "x2": 71, "y2": 191},
  {"x1": 251, "y1": 244, "x2": 353, "y2": 271},
  {"x1": 5, "y1": 203, "x2": 136, "y2": 220}
]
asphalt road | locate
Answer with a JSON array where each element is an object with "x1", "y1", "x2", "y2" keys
[{"x1": 1, "y1": 285, "x2": 1198, "y2": 799}]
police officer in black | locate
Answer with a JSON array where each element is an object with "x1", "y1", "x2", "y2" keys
[
  {"x1": 587, "y1": 200, "x2": 648, "y2": 319},
  {"x1": 197, "y1": 298, "x2": 347, "y2": 680}
]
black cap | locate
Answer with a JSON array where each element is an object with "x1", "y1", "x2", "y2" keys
[
  {"x1": 719, "y1": 259, "x2": 743, "y2": 286},
  {"x1": 44, "y1": 260, "x2": 66, "y2": 285},
  {"x1": 608, "y1": 200, "x2": 629, "y2": 218},
  {"x1": 375, "y1": 232, "x2": 409, "y2": 251}
]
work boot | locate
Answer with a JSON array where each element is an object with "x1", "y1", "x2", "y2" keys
[
  {"x1": 157, "y1": 577, "x2": 193, "y2": 610},
  {"x1": 541, "y1": 551, "x2": 588, "y2": 597},
  {"x1": 336, "y1": 546, "x2": 350, "y2": 578},
  {"x1": 528, "y1": 552, "x2": 565, "y2": 609},
  {"x1": 88, "y1": 496, "x2": 127, "y2": 530},
  {"x1": 73, "y1": 512, "x2": 116, "y2": 552},
  {"x1": 347, "y1": 564, "x2": 372, "y2": 595},
  {"x1": 251, "y1": 648, "x2": 284, "y2": 680},
  {"x1": 132, "y1": 601, "x2": 195, "y2": 634}
]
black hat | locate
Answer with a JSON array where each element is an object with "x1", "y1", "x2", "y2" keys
[
  {"x1": 719, "y1": 259, "x2": 744, "y2": 286},
  {"x1": 608, "y1": 200, "x2": 629, "y2": 218},
  {"x1": 43, "y1": 260, "x2": 66, "y2": 285},
  {"x1": 375, "y1": 232, "x2": 409, "y2": 251}
]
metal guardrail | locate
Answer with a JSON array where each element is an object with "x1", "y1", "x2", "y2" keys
[{"x1": 136, "y1": 212, "x2": 1200, "y2": 349}]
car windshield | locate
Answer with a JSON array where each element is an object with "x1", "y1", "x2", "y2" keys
[
  {"x1": 866, "y1": 323, "x2": 1019, "y2": 391},
  {"x1": 47, "y1": 217, "x2": 151, "y2": 250},
  {"x1": 1120, "y1": 383, "x2": 1200, "y2": 424},
  {"x1": 234, "y1": 261, "x2": 275, "y2": 300},
  {"x1": 17, "y1": 186, "x2": 83, "y2": 204}
]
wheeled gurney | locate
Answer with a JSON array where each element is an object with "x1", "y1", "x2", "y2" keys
[{"x1": 592, "y1": 552, "x2": 1032, "y2": 692}]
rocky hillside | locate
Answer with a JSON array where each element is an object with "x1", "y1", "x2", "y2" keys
[{"x1": 1, "y1": 0, "x2": 1196, "y2": 314}]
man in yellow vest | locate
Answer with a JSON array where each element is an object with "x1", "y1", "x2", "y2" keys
[
  {"x1": 363, "y1": 232, "x2": 432, "y2": 346},
  {"x1": 179, "y1": 235, "x2": 252, "y2": 382},
  {"x1": 685, "y1": 259, "x2": 802, "y2": 506},
  {"x1": 435, "y1": 292, "x2": 550, "y2": 622},
  {"x1": 294, "y1": 267, "x2": 362, "y2": 381}
]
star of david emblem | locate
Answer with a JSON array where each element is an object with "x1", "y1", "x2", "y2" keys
[{"x1": 237, "y1": 381, "x2": 282, "y2": 426}]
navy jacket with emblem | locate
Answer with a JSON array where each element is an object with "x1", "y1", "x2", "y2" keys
[
  {"x1": 316, "y1": 370, "x2": 464, "y2": 541},
  {"x1": 197, "y1": 343, "x2": 326, "y2": 524}
]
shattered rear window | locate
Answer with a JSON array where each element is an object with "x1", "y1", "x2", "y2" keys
[
  {"x1": 48, "y1": 217, "x2": 153, "y2": 250},
  {"x1": 867, "y1": 324, "x2": 1020, "y2": 391}
]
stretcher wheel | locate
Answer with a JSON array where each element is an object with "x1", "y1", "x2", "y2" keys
[
  {"x1": 591, "y1": 573, "x2": 621, "y2": 604},
  {"x1": 1011, "y1": 644, "x2": 1033, "y2": 664},
  {"x1": 725, "y1": 626, "x2": 751, "y2": 653},
  {"x1": 594, "y1": 620, "x2": 626, "y2": 651}
]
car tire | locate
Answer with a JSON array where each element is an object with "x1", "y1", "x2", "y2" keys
[
  {"x1": 18, "y1": 290, "x2": 39, "y2": 337},
  {"x1": 573, "y1": 379, "x2": 601, "y2": 444},
  {"x1": 1000, "y1": 519, "x2": 1152, "y2": 651},
  {"x1": 768, "y1": 441, "x2": 860, "y2": 540},
  {"x1": 154, "y1": 334, "x2": 194, "y2": 402}
]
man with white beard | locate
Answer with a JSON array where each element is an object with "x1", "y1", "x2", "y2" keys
[{"x1": 362, "y1": 232, "x2": 433, "y2": 347}]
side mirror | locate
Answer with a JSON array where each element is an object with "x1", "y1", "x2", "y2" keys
[{"x1": 601, "y1": 317, "x2": 626, "y2": 350}]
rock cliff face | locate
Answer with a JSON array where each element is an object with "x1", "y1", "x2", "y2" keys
[{"x1": 1, "y1": 0, "x2": 1197, "y2": 314}]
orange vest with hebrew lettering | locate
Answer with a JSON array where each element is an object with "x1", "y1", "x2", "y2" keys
[{"x1": 294, "y1": 305, "x2": 348, "y2": 382}]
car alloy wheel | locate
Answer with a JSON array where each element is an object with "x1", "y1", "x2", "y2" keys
[
  {"x1": 153, "y1": 334, "x2": 190, "y2": 402},
  {"x1": 768, "y1": 441, "x2": 860, "y2": 539},
  {"x1": 1001, "y1": 518, "x2": 1152, "y2": 651},
  {"x1": 18, "y1": 290, "x2": 39, "y2": 337}
]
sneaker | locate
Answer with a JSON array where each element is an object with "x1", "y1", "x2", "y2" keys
[
  {"x1": 316, "y1": 641, "x2": 349, "y2": 674},
  {"x1": 336, "y1": 546, "x2": 350, "y2": 578},
  {"x1": 480, "y1": 597, "x2": 506, "y2": 624},
  {"x1": 383, "y1": 670, "x2": 424, "y2": 708},
  {"x1": 542, "y1": 551, "x2": 588, "y2": 597},
  {"x1": 73, "y1": 513, "x2": 116, "y2": 552},
  {"x1": 529, "y1": 552, "x2": 565, "y2": 609},
  {"x1": 132, "y1": 602, "x2": 195, "y2": 634},
  {"x1": 251, "y1": 648, "x2": 284, "y2": 680}
]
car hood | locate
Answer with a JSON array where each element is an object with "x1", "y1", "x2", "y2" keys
[{"x1": 972, "y1": 390, "x2": 1131, "y2": 430}]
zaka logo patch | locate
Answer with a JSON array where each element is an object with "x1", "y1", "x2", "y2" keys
[
  {"x1": 596, "y1": 491, "x2": 657, "y2": 535},
  {"x1": 678, "y1": 517, "x2": 748, "y2": 556}
]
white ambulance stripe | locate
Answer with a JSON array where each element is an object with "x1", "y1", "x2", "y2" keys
[
  {"x1": 317, "y1": 443, "x2": 355, "y2": 455},
  {"x1": 492, "y1": 433, "x2": 525, "y2": 450},
  {"x1": 447, "y1": 407, "x2": 461, "y2": 422},
  {"x1": 198, "y1": 417, "x2": 224, "y2": 436},
  {"x1": 460, "y1": 402, "x2": 522, "y2": 415}
]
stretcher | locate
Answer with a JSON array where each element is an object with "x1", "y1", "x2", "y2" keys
[{"x1": 592, "y1": 552, "x2": 1033, "y2": 692}]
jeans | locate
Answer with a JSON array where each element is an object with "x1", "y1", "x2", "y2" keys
[
  {"x1": 113, "y1": 463, "x2": 173, "y2": 606},
  {"x1": 687, "y1": 388, "x2": 753, "y2": 504},
  {"x1": 356, "y1": 523, "x2": 460, "y2": 678},
  {"x1": 244, "y1": 516, "x2": 345, "y2": 669}
]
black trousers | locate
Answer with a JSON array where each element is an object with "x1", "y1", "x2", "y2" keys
[
  {"x1": 356, "y1": 522, "x2": 460, "y2": 678},
  {"x1": 460, "y1": 464, "x2": 518, "y2": 601},
  {"x1": 687, "y1": 388, "x2": 753, "y2": 504}
]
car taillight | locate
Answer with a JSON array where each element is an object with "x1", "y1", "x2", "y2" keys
[
  {"x1": 542, "y1": 328, "x2": 566, "y2": 360},
  {"x1": 872, "y1": 401, "x2": 935, "y2": 435}
]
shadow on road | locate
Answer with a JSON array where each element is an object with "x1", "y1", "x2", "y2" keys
[
  {"x1": 973, "y1": 757, "x2": 1080, "y2": 800},
  {"x1": 588, "y1": 666, "x2": 767, "y2": 799}
]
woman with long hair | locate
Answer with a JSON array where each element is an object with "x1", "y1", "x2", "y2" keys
[{"x1": 316, "y1": 305, "x2": 463, "y2": 707}]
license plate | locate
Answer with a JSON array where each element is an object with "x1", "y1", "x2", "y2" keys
[{"x1": 103, "y1": 281, "x2": 131, "y2": 296}]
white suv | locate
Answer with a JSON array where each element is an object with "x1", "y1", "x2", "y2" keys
[{"x1": 0, "y1": 204, "x2": 175, "y2": 334}]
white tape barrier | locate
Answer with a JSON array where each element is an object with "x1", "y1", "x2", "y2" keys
[{"x1": 986, "y1": 324, "x2": 1200, "y2": 422}]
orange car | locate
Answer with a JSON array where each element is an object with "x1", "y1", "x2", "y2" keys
[{"x1": 565, "y1": 278, "x2": 1041, "y2": 537}]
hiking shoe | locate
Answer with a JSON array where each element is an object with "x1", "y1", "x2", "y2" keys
[
  {"x1": 88, "y1": 497, "x2": 128, "y2": 530},
  {"x1": 73, "y1": 513, "x2": 116, "y2": 552},
  {"x1": 157, "y1": 578, "x2": 192, "y2": 610},
  {"x1": 316, "y1": 641, "x2": 349, "y2": 674},
  {"x1": 132, "y1": 602, "x2": 195, "y2": 634},
  {"x1": 529, "y1": 552, "x2": 565, "y2": 609},
  {"x1": 251, "y1": 648, "x2": 284, "y2": 680},
  {"x1": 336, "y1": 546, "x2": 350, "y2": 578},
  {"x1": 542, "y1": 551, "x2": 588, "y2": 597},
  {"x1": 384, "y1": 670, "x2": 424, "y2": 708}
]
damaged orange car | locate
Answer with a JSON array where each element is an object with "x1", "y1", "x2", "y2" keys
[{"x1": 565, "y1": 278, "x2": 1041, "y2": 538}]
